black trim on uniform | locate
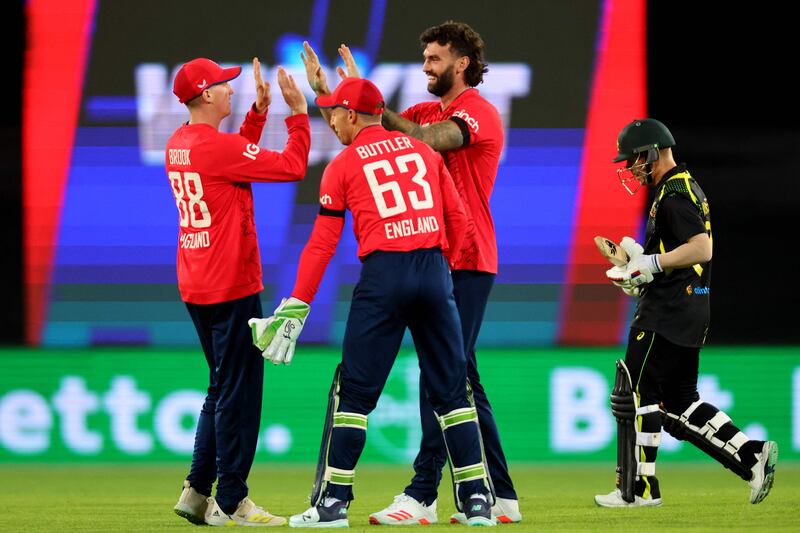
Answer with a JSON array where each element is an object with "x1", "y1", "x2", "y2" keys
[
  {"x1": 319, "y1": 206, "x2": 345, "y2": 218},
  {"x1": 449, "y1": 116, "x2": 471, "y2": 147}
]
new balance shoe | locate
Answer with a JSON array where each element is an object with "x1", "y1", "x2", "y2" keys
[
  {"x1": 749, "y1": 440, "x2": 778, "y2": 504},
  {"x1": 205, "y1": 496, "x2": 286, "y2": 526},
  {"x1": 289, "y1": 499, "x2": 349, "y2": 528},
  {"x1": 369, "y1": 493, "x2": 438, "y2": 525},
  {"x1": 594, "y1": 489, "x2": 662, "y2": 508},
  {"x1": 462, "y1": 494, "x2": 495, "y2": 527},
  {"x1": 450, "y1": 497, "x2": 521, "y2": 524},
  {"x1": 173, "y1": 480, "x2": 208, "y2": 525}
]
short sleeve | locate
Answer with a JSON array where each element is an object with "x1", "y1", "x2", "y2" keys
[
  {"x1": 448, "y1": 97, "x2": 500, "y2": 147},
  {"x1": 661, "y1": 194, "x2": 707, "y2": 243}
]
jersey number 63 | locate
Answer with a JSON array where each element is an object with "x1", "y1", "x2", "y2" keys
[{"x1": 363, "y1": 153, "x2": 433, "y2": 219}]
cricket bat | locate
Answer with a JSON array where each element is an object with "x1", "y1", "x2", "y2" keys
[{"x1": 594, "y1": 236, "x2": 629, "y2": 267}]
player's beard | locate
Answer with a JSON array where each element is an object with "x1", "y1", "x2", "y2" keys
[{"x1": 427, "y1": 64, "x2": 456, "y2": 97}]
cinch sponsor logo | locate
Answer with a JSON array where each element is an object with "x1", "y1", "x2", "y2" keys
[
  {"x1": 320, "y1": 194, "x2": 332, "y2": 206},
  {"x1": 451, "y1": 109, "x2": 480, "y2": 133},
  {"x1": 694, "y1": 286, "x2": 710, "y2": 295}
]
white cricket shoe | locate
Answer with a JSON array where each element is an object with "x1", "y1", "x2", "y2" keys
[
  {"x1": 205, "y1": 496, "x2": 286, "y2": 526},
  {"x1": 749, "y1": 440, "x2": 778, "y2": 504},
  {"x1": 173, "y1": 480, "x2": 208, "y2": 525},
  {"x1": 450, "y1": 497, "x2": 520, "y2": 524},
  {"x1": 289, "y1": 499, "x2": 349, "y2": 528},
  {"x1": 594, "y1": 489, "x2": 662, "y2": 508},
  {"x1": 369, "y1": 493, "x2": 438, "y2": 525}
]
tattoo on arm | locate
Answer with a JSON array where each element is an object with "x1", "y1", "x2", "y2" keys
[
  {"x1": 381, "y1": 109, "x2": 418, "y2": 135},
  {"x1": 382, "y1": 109, "x2": 465, "y2": 151}
]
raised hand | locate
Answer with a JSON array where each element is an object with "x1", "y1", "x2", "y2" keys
[
  {"x1": 253, "y1": 57, "x2": 271, "y2": 113},
  {"x1": 336, "y1": 43, "x2": 361, "y2": 80},
  {"x1": 300, "y1": 41, "x2": 330, "y2": 95},
  {"x1": 277, "y1": 67, "x2": 308, "y2": 116}
]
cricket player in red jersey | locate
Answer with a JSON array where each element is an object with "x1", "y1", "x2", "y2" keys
[
  {"x1": 248, "y1": 77, "x2": 496, "y2": 527},
  {"x1": 167, "y1": 57, "x2": 310, "y2": 527},
  {"x1": 301, "y1": 21, "x2": 520, "y2": 525}
]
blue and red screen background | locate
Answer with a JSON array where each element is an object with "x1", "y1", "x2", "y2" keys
[{"x1": 24, "y1": 0, "x2": 646, "y2": 346}]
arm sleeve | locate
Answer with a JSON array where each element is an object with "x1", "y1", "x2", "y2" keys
[
  {"x1": 450, "y1": 99, "x2": 502, "y2": 152},
  {"x1": 238, "y1": 104, "x2": 268, "y2": 144},
  {"x1": 291, "y1": 214, "x2": 344, "y2": 304},
  {"x1": 291, "y1": 164, "x2": 346, "y2": 303},
  {"x1": 661, "y1": 194, "x2": 707, "y2": 243},
  {"x1": 437, "y1": 156, "x2": 470, "y2": 262},
  {"x1": 208, "y1": 114, "x2": 311, "y2": 183}
]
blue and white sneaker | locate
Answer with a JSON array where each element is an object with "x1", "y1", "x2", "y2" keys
[
  {"x1": 289, "y1": 499, "x2": 349, "y2": 528},
  {"x1": 451, "y1": 497, "x2": 521, "y2": 524},
  {"x1": 462, "y1": 494, "x2": 496, "y2": 527}
]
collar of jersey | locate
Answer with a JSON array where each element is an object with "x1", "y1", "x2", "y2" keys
[
  {"x1": 351, "y1": 123, "x2": 384, "y2": 143},
  {"x1": 658, "y1": 164, "x2": 688, "y2": 185},
  {"x1": 440, "y1": 87, "x2": 478, "y2": 112}
]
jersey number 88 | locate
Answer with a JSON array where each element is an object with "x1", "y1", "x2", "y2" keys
[{"x1": 168, "y1": 171, "x2": 211, "y2": 228}]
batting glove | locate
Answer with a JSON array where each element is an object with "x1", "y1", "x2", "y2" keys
[
  {"x1": 606, "y1": 253, "x2": 662, "y2": 287},
  {"x1": 248, "y1": 297, "x2": 310, "y2": 365},
  {"x1": 619, "y1": 236, "x2": 644, "y2": 263}
]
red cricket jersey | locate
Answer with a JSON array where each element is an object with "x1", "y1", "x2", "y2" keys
[
  {"x1": 165, "y1": 108, "x2": 310, "y2": 304},
  {"x1": 401, "y1": 88, "x2": 503, "y2": 273},
  {"x1": 291, "y1": 124, "x2": 469, "y2": 303}
]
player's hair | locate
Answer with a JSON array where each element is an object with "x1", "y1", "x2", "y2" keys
[{"x1": 419, "y1": 21, "x2": 488, "y2": 87}]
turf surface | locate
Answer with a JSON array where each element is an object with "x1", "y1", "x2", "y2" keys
[{"x1": 1, "y1": 463, "x2": 797, "y2": 531}]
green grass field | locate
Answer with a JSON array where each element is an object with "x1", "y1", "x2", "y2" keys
[{"x1": 1, "y1": 463, "x2": 797, "y2": 531}]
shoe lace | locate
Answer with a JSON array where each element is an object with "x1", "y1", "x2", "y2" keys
[
  {"x1": 388, "y1": 494, "x2": 412, "y2": 510},
  {"x1": 239, "y1": 498, "x2": 270, "y2": 517}
]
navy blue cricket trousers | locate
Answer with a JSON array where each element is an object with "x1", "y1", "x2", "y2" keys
[
  {"x1": 185, "y1": 292, "x2": 264, "y2": 514},
  {"x1": 327, "y1": 249, "x2": 485, "y2": 502},
  {"x1": 405, "y1": 270, "x2": 517, "y2": 504}
]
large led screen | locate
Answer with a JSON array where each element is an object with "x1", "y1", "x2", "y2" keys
[{"x1": 24, "y1": 0, "x2": 647, "y2": 346}]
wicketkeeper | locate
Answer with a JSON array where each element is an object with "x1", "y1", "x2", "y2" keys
[{"x1": 249, "y1": 78, "x2": 496, "y2": 527}]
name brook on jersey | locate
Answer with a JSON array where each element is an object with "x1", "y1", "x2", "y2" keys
[
  {"x1": 169, "y1": 149, "x2": 191, "y2": 165},
  {"x1": 385, "y1": 216, "x2": 439, "y2": 239}
]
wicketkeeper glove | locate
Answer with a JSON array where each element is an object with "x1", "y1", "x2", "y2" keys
[
  {"x1": 606, "y1": 253, "x2": 663, "y2": 288},
  {"x1": 248, "y1": 297, "x2": 310, "y2": 365}
]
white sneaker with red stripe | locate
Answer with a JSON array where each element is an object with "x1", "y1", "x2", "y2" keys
[{"x1": 369, "y1": 494, "x2": 438, "y2": 525}]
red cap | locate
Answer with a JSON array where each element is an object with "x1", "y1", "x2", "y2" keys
[
  {"x1": 315, "y1": 78, "x2": 385, "y2": 115},
  {"x1": 173, "y1": 58, "x2": 241, "y2": 104}
]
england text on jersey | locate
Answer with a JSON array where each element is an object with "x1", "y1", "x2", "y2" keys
[
  {"x1": 385, "y1": 215, "x2": 440, "y2": 240},
  {"x1": 180, "y1": 231, "x2": 210, "y2": 249}
]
